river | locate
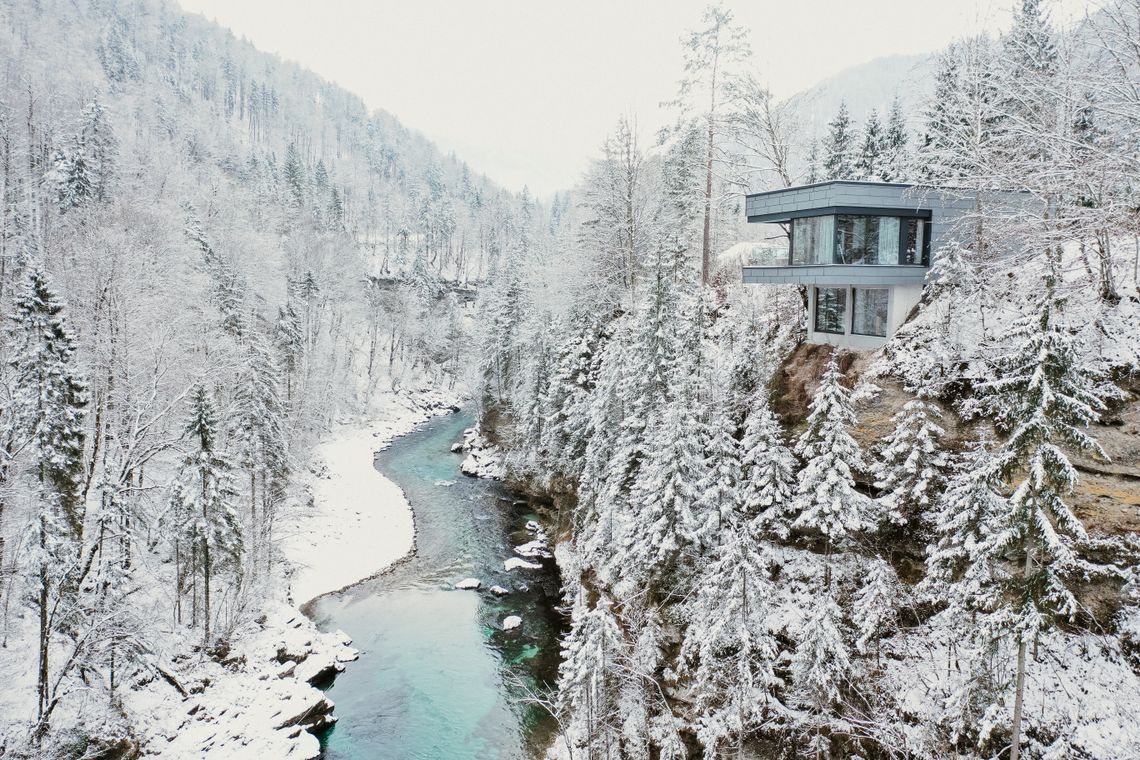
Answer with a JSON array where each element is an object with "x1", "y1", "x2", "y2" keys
[{"x1": 305, "y1": 411, "x2": 564, "y2": 759}]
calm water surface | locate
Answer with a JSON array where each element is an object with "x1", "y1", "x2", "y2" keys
[{"x1": 307, "y1": 411, "x2": 564, "y2": 760}]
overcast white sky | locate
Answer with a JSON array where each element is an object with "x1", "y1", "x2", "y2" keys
[{"x1": 177, "y1": 0, "x2": 1092, "y2": 196}]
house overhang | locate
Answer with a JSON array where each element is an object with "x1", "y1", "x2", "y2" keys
[
  {"x1": 746, "y1": 205, "x2": 933, "y2": 224},
  {"x1": 741, "y1": 264, "x2": 928, "y2": 287},
  {"x1": 745, "y1": 180, "x2": 934, "y2": 224}
]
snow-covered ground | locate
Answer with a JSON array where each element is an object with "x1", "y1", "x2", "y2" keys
[
  {"x1": 283, "y1": 388, "x2": 460, "y2": 605},
  {"x1": 123, "y1": 386, "x2": 462, "y2": 758}
]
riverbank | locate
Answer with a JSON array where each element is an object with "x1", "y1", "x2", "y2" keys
[
  {"x1": 283, "y1": 387, "x2": 462, "y2": 605},
  {"x1": 309, "y1": 410, "x2": 566, "y2": 759},
  {"x1": 122, "y1": 386, "x2": 462, "y2": 758}
]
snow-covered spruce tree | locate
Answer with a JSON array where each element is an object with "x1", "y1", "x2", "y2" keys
[
  {"x1": 505, "y1": 319, "x2": 552, "y2": 482},
  {"x1": 574, "y1": 327, "x2": 628, "y2": 556},
  {"x1": 692, "y1": 399, "x2": 741, "y2": 554},
  {"x1": 629, "y1": 373, "x2": 705, "y2": 593},
  {"x1": 8, "y1": 266, "x2": 87, "y2": 720},
  {"x1": 45, "y1": 98, "x2": 117, "y2": 211},
  {"x1": 476, "y1": 234, "x2": 527, "y2": 407},
  {"x1": 852, "y1": 556, "x2": 900, "y2": 665},
  {"x1": 822, "y1": 101, "x2": 856, "y2": 181},
  {"x1": 282, "y1": 142, "x2": 307, "y2": 208},
  {"x1": 971, "y1": 276, "x2": 1114, "y2": 760},
  {"x1": 793, "y1": 354, "x2": 872, "y2": 580},
  {"x1": 804, "y1": 140, "x2": 821, "y2": 184},
  {"x1": 920, "y1": 439, "x2": 1014, "y2": 753},
  {"x1": 172, "y1": 385, "x2": 244, "y2": 644},
  {"x1": 919, "y1": 38, "x2": 1004, "y2": 184},
  {"x1": 75, "y1": 97, "x2": 117, "y2": 204},
  {"x1": 273, "y1": 300, "x2": 304, "y2": 401},
  {"x1": 790, "y1": 592, "x2": 851, "y2": 760},
  {"x1": 539, "y1": 311, "x2": 607, "y2": 486},
  {"x1": 681, "y1": 521, "x2": 779, "y2": 758},
  {"x1": 230, "y1": 332, "x2": 289, "y2": 575},
  {"x1": 879, "y1": 97, "x2": 911, "y2": 182},
  {"x1": 602, "y1": 254, "x2": 691, "y2": 590},
  {"x1": 854, "y1": 108, "x2": 884, "y2": 181},
  {"x1": 556, "y1": 591, "x2": 628, "y2": 759},
  {"x1": 922, "y1": 436, "x2": 1009, "y2": 617},
  {"x1": 740, "y1": 393, "x2": 797, "y2": 540},
  {"x1": 873, "y1": 398, "x2": 949, "y2": 535},
  {"x1": 183, "y1": 209, "x2": 248, "y2": 339}
]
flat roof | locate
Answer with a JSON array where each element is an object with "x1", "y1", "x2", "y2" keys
[
  {"x1": 744, "y1": 180, "x2": 914, "y2": 202},
  {"x1": 745, "y1": 181, "x2": 933, "y2": 224}
]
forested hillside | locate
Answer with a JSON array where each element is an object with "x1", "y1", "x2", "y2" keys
[
  {"x1": 0, "y1": 0, "x2": 545, "y2": 755},
  {"x1": 479, "y1": 2, "x2": 1140, "y2": 759}
]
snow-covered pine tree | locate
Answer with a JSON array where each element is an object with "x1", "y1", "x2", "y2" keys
[
  {"x1": 805, "y1": 139, "x2": 821, "y2": 184},
  {"x1": 184, "y1": 210, "x2": 248, "y2": 338},
  {"x1": 75, "y1": 97, "x2": 117, "y2": 203},
  {"x1": 740, "y1": 394, "x2": 797, "y2": 539},
  {"x1": 919, "y1": 39, "x2": 1003, "y2": 184},
  {"x1": 681, "y1": 522, "x2": 778, "y2": 757},
  {"x1": 556, "y1": 591, "x2": 628, "y2": 759},
  {"x1": 629, "y1": 375, "x2": 705, "y2": 592},
  {"x1": 172, "y1": 385, "x2": 244, "y2": 643},
  {"x1": 45, "y1": 98, "x2": 117, "y2": 211},
  {"x1": 793, "y1": 354, "x2": 871, "y2": 577},
  {"x1": 973, "y1": 274, "x2": 1114, "y2": 760},
  {"x1": 692, "y1": 399, "x2": 740, "y2": 554},
  {"x1": 506, "y1": 322, "x2": 551, "y2": 482},
  {"x1": 822, "y1": 101, "x2": 856, "y2": 180},
  {"x1": 8, "y1": 266, "x2": 87, "y2": 719},
  {"x1": 282, "y1": 142, "x2": 306, "y2": 208},
  {"x1": 574, "y1": 330, "x2": 631, "y2": 578},
  {"x1": 45, "y1": 143, "x2": 92, "y2": 213},
  {"x1": 273, "y1": 300, "x2": 304, "y2": 401},
  {"x1": 790, "y1": 592, "x2": 851, "y2": 759},
  {"x1": 852, "y1": 556, "x2": 899, "y2": 663},
  {"x1": 880, "y1": 97, "x2": 911, "y2": 182},
  {"x1": 921, "y1": 435, "x2": 1008, "y2": 616},
  {"x1": 230, "y1": 332, "x2": 289, "y2": 575},
  {"x1": 854, "y1": 108, "x2": 884, "y2": 181},
  {"x1": 539, "y1": 311, "x2": 606, "y2": 486},
  {"x1": 873, "y1": 398, "x2": 949, "y2": 535}
]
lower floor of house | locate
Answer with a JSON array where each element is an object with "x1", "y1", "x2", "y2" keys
[{"x1": 805, "y1": 283, "x2": 922, "y2": 349}]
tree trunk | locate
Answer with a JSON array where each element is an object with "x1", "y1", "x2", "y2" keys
[
  {"x1": 1010, "y1": 546, "x2": 1034, "y2": 760},
  {"x1": 37, "y1": 514, "x2": 48, "y2": 720},
  {"x1": 203, "y1": 538, "x2": 211, "y2": 644}
]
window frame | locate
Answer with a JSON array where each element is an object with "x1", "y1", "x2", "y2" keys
[
  {"x1": 850, "y1": 287, "x2": 891, "y2": 337},
  {"x1": 778, "y1": 209, "x2": 932, "y2": 267},
  {"x1": 813, "y1": 286, "x2": 848, "y2": 335}
]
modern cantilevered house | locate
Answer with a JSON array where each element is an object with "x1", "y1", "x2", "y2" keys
[{"x1": 742, "y1": 181, "x2": 975, "y2": 349}]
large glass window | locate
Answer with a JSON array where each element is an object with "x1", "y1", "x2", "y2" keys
[
  {"x1": 852, "y1": 288, "x2": 890, "y2": 337},
  {"x1": 814, "y1": 287, "x2": 847, "y2": 334},
  {"x1": 791, "y1": 215, "x2": 835, "y2": 265},
  {"x1": 786, "y1": 213, "x2": 929, "y2": 267},
  {"x1": 902, "y1": 218, "x2": 928, "y2": 265},
  {"x1": 835, "y1": 215, "x2": 900, "y2": 265}
]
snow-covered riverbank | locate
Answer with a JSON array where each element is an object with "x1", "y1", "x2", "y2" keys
[
  {"x1": 284, "y1": 388, "x2": 461, "y2": 605},
  {"x1": 124, "y1": 387, "x2": 462, "y2": 758}
]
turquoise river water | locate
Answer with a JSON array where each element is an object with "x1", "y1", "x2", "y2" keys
[{"x1": 306, "y1": 411, "x2": 564, "y2": 759}]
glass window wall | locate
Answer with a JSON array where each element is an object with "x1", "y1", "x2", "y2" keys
[
  {"x1": 791, "y1": 215, "x2": 835, "y2": 265},
  {"x1": 786, "y1": 213, "x2": 928, "y2": 266},
  {"x1": 852, "y1": 288, "x2": 890, "y2": 337},
  {"x1": 814, "y1": 287, "x2": 847, "y2": 334}
]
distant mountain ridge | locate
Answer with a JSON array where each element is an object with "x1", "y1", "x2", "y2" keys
[{"x1": 783, "y1": 52, "x2": 936, "y2": 139}]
